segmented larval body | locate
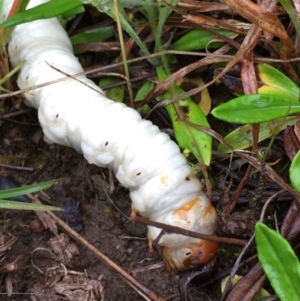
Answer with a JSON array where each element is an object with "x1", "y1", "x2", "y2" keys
[{"x1": 3, "y1": 0, "x2": 218, "y2": 270}]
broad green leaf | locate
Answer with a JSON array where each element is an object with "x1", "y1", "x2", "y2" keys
[
  {"x1": 218, "y1": 116, "x2": 296, "y2": 153},
  {"x1": 134, "y1": 81, "x2": 153, "y2": 114},
  {"x1": 171, "y1": 29, "x2": 234, "y2": 51},
  {"x1": 257, "y1": 64, "x2": 300, "y2": 98},
  {"x1": 0, "y1": 0, "x2": 83, "y2": 28},
  {"x1": 0, "y1": 200, "x2": 61, "y2": 211},
  {"x1": 255, "y1": 222, "x2": 300, "y2": 301},
  {"x1": 258, "y1": 86, "x2": 295, "y2": 98},
  {"x1": 99, "y1": 77, "x2": 124, "y2": 102},
  {"x1": 290, "y1": 150, "x2": 300, "y2": 191},
  {"x1": 0, "y1": 178, "x2": 66, "y2": 199},
  {"x1": 211, "y1": 94, "x2": 300, "y2": 124},
  {"x1": 156, "y1": 66, "x2": 212, "y2": 165},
  {"x1": 135, "y1": 81, "x2": 154, "y2": 101}
]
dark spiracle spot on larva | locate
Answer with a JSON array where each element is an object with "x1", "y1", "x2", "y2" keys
[
  {"x1": 136, "y1": 172, "x2": 141, "y2": 176},
  {"x1": 185, "y1": 176, "x2": 190, "y2": 181},
  {"x1": 105, "y1": 141, "x2": 109, "y2": 146},
  {"x1": 56, "y1": 114, "x2": 59, "y2": 118}
]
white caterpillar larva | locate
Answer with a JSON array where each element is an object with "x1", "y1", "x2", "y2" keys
[{"x1": 4, "y1": 0, "x2": 218, "y2": 270}]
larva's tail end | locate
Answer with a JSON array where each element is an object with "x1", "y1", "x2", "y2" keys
[{"x1": 163, "y1": 240, "x2": 219, "y2": 271}]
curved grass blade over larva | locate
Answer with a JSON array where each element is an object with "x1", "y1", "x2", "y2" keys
[
  {"x1": 0, "y1": 0, "x2": 83, "y2": 28},
  {"x1": 0, "y1": 0, "x2": 30, "y2": 48}
]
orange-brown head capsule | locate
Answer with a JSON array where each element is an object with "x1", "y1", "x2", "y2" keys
[{"x1": 163, "y1": 239, "x2": 219, "y2": 271}]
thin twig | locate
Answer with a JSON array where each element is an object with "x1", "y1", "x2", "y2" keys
[
  {"x1": 2, "y1": 50, "x2": 300, "y2": 99},
  {"x1": 0, "y1": 108, "x2": 33, "y2": 119},
  {"x1": 131, "y1": 215, "x2": 247, "y2": 246},
  {"x1": 0, "y1": 163, "x2": 33, "y2": 171}
]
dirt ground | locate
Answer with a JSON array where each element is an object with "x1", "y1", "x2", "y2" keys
[
  {"x1": 0, "y1": 113, "x2": 225, "y2": 301},
  {"x1": 0, "y1": 83, "x2": 296, "y2": 301},
  {"x1": 1, "y1": 75, "x2": 296, "y2": 301},
  {"x1": 1, "y1": 1, "x2": 299, "y2": 300}
]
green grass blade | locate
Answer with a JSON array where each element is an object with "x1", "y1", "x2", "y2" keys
[
  {"x1": 154, "y1": 0, "x2": 180, "y2": 53},
  {"x1": 70, "y1": 26, "x2": 114, "y2": 45},
  {"x1": 0, "y1": 200, "x2": 62, "y2": 211},
  {"x1": 71, "y1": 25, "x2": 114, "y2": 53},
  {"x1": 0, "y1": 178, "x2": 66, "y2": 199},
  {"x1": 0, "y1": 60, "x2": 25, "y2": 87},
  {"x1": 85, "y1": 0, "x2": 158, "y2": 65},
  {"x1": 277, "y1": 0, "x2": 300, "y2": 39}
]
